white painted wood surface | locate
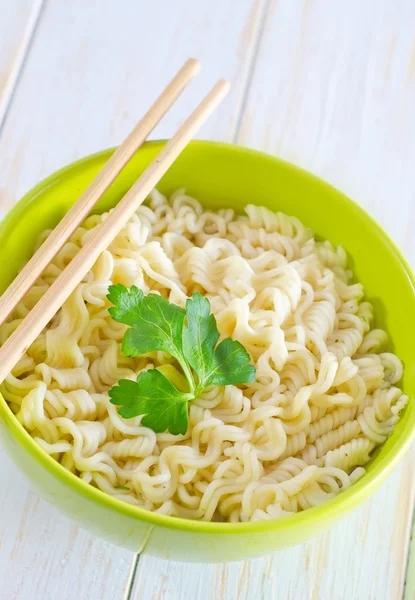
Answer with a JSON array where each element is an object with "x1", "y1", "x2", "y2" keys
[
  {"x1": 0, "y1": 1, "x2": 414, "y2": 599},
  {"x1": 0, "y1": 0, "x2": 43, "y2": 128}
]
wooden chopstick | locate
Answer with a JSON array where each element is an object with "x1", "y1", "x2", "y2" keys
[
  {"x1": 0, "y1": 78, "x2": 230, "y2": 382},
  {"x1": 0, "y1": 57, "x2": 201, "y2": 328}
]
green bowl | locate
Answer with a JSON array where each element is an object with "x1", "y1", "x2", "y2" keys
[{"x1": 0, "y1": 141, "x2": 414, "y2": 563}]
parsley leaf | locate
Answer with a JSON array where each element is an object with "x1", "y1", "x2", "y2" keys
[
  {"x1": 107, "y1": 287, "x2": 256, "y2": 435},
  {"x1": 108, "y1": 284, "x2": 186, "y2": 361},
  {"x1": 182, "y1": 293, "x2": 255, "y2": 389},
  {"x1": 108, "y1": 370, "x2": 191, "y2": 434},
  {"x1": 208, "y1": 338, "x2": 256, "y2": 386},
  {"x1": 107, "y1": 284, "x2": 145, "y2": 325},
  {"x1": 182, "y1": 293, "x2": 219, "y2": 388}
]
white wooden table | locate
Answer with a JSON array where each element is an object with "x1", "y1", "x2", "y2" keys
[{"x1": 1, "y1": 2, "x2": 414, "y2": 598}]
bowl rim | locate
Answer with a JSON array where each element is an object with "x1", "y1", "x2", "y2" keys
[{"x1": 1, "y1": 139, "x2": 414, "y2": 535}]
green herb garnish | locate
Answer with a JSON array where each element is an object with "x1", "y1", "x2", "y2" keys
[
  {"x1": 115, "y1": 486, "x2": 130, "y2": 491},
  {"x1": 107, "y1": 285, "x2": 256, "y2": 435}
]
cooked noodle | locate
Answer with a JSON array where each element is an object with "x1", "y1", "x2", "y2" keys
[{"x1": 0, "y1": 189, "x2": 408, "y2": 522}]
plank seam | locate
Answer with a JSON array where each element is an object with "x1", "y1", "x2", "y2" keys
[
  {"x1": 402, "y1": 485, "x2": 415, "y2": 600},
  {"x1": 232, "y1": 0, "x2": 271, "y2": 143},
  {"x1": 0, "y1": 0, "x2": 46, "y2": 135},
  {"x1": 123, "y1": 553, "x2": 141, "y2": 600}
]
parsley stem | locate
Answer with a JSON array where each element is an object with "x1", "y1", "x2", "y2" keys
[{"x1": 176, "y1": 354, "x2": 196, "y2": 395}]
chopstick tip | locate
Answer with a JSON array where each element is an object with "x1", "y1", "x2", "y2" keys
[
  {"x1": 219, "y1": 78, "x2": 231, "y2": 91},
  {"x1": 187, "y1": 58, "x2": 202, "y2": 74},
  {"x1": 215, "y1": 79, "x2": 231, "y2": 98}
]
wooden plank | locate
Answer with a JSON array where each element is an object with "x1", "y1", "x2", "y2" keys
[
  {"x1": 129, "y1": 467, "x2": 413, "y2": 600},
  {"x1": 131, "y1": 0, "x2": 415, "y2": 598},
  {"x1": 0, "y1": 1, "x2": 266, "y2": 598},
  {"x1": 404, "y1": 519, "x2": 415, "y2": 600},
  {"x1": 0, "y1": 450, "x2": 133, "y2": 600},
  {"x1": 234, "y1": 1, "x2": 415, "y2": 599},
  {"x1": 238, "y1": 0, "x2": 415, "y2": 264},
  {"x1": 0, "y1": 2, "x2": 134, "y2": 595},
  {"x1": 0, "y1": 0, "x2": 44, "y2": 128},
  {"x1": 0, "y1": 0, "x2": 266, "y2": 211}
]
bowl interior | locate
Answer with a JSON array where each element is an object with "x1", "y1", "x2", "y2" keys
[{"x1": 0, "y1": 140, "x2": 414, "y2": 533}]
